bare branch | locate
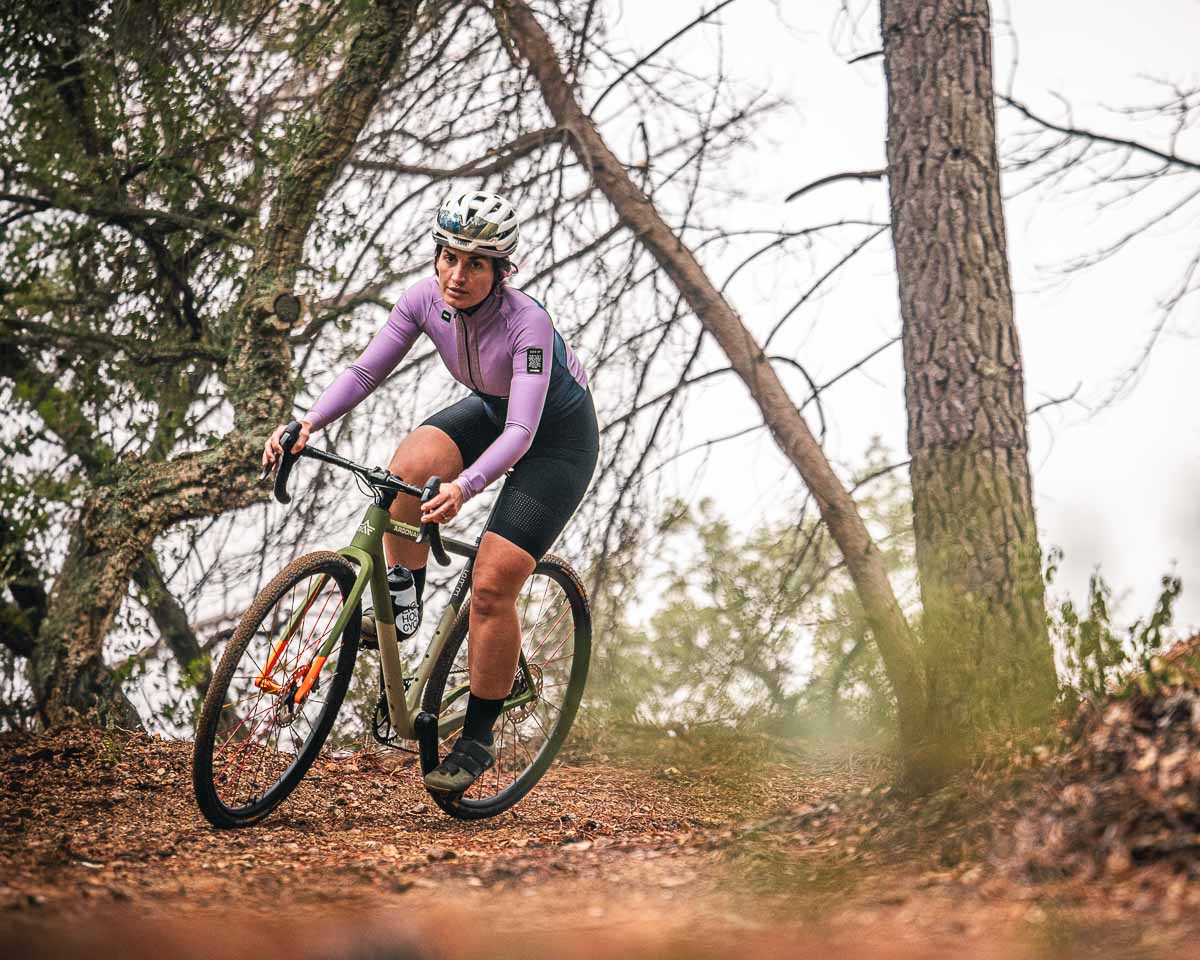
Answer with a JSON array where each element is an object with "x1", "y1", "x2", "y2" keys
[
  {"x1": 131, "y1": 555, "x2": 210, "y2": 696},
  {"x1": 786, "y1": 169, "x2": 887, "y2": 203},
  {"x1": 1000, "y1": 95, "x2": 1200, "y2": 173},
  {"x1": 349, "y1": 126, "x2": 566, "y2": 178},
  {"x1": 5, "y1": 318, "x2": 227, "y2": 365},
  {"x1": 1027, "y1": 383, "x2": 1083, "y2": 417},
  {"x1": 848, "y1": 49, "x2": 883, "y2": 65},
  {"x1": 586, "y1": 0, "x2": 741, "y2": 118}
]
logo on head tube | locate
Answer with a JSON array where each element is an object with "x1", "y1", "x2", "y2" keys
[{"x1": 358, "y1": 521, "x2": 375, "y2": 536}]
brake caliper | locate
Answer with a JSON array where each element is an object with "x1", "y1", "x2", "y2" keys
[{"x1": 272, "y1": 663, "x2": 316, "y2": 725}]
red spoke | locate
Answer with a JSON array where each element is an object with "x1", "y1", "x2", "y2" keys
[
  {"x1": 214, "y1": 697, "x2": 277, "y2": 757},
  {"x1": 527, "y1": 709, "x2": 552, "y2": 743},
  {"x1": 528, "y1": 577, "x2": 553, "y2": 640},
  {"x1": 295, "y1": 598, "x2": 345, "y2": 671},
  {"x1": 294, "y1": 587, "x2": 339, "y2": 665},
  {"x1": 528, "y1": 606, "x2": 569, "y2": 660},
  {"x1": 221, "y1": 709, "x2": 276, "y2": 795}
]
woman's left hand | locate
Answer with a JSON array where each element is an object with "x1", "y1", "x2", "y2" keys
[{"x1": 421, "y1": 481, "x2": 465, "y2": 525}]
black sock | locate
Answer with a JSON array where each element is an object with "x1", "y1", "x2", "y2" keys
[
  {"x1": 463, "y1": 693, "x2": 505, "y2": 745},
  {"x1": 412, "y1": 565, "x2": 426, "y2": 602}
]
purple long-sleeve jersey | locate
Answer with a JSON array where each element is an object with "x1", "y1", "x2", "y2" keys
[{"x1": 304, "y1": 277, "x2": 589, "y2": 502}]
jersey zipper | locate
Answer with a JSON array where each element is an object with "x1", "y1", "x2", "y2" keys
[{"x1": 457, "y1": 313, "x2": 480, "y2": 391}]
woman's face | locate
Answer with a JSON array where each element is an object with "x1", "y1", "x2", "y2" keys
[{"x1": 436, "y1": 247, "x2": 494, "y2": 311}]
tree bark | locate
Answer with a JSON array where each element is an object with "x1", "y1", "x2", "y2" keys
[
  {"x1": 880, "y1": 0, "x2": 1057, "y2": 747},
  {"x1": 496, "y1": 0, "x2": 928, "y2": 754},
  {"x1": 33, "y1": 0, "x2": 425, "y2": 727},
  {"x1": 132, "y1": 556, "x2": 210, "y2": 697}
]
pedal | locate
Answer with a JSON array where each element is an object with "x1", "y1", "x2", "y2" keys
[{"x1": 414, "y1": 711, "x2": 441, "y2": 776}]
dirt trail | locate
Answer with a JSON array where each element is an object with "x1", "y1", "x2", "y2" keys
[{"x1": 0, "y1": 726, "x2": 1193, "y2": 958}]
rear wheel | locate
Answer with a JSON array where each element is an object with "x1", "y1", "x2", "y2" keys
[
  {"x1": 421, "y1": 555, "x2": 591, "y2": 820},
  {"x1": 192, "y1": 551, "x2": 360, "y2": 828}
]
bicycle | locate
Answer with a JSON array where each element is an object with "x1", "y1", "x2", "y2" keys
[{"x1": 191, "y1": 419, "x2": 591, "y2": 827}]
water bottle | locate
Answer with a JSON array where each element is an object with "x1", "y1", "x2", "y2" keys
[{"x1": 387, "y1": 564, "x2": 420, "y2": 639}]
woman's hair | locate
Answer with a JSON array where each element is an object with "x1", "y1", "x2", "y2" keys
[{"x1": 434, "y1": 244, "x2": 514, "y2": 296}]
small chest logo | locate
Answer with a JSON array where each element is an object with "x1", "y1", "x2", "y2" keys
[
  {"x1": 357, "y1": 521, "x2": 375, "y2": 537},
  {"x1": 439, "y1": 309, "x2": 451, "y2": 322},
  {"x1": 526, "y1": 347, "x2": 544, "y2": 374}
]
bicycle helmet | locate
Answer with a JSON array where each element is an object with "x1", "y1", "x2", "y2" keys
[{"x1": 431, "y1": 191, "x2": 520, "y2": 258}]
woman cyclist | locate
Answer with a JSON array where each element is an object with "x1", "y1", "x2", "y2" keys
[{"x1": 262, "y1": 191, "x2": 598, "y2": 794}]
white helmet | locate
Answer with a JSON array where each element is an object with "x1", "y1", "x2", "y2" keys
[{"x1": 431, "y1": 191, "x2": 520, "y2": 258}]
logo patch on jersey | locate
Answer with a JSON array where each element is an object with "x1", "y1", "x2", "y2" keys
[
  {"x1": 526, "y1": 347, "x2": 544, "y2": 374},
  {"x1": 439, "y1": 309, "x2": 451, "y2": 322}
]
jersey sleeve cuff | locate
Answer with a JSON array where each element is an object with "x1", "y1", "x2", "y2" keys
[
  {"x1": 302, "y1": 410, "x2": 326, "y2": 432},
  {"x1": 453, "y1": 473, "x2": 479, "y2": 503}
]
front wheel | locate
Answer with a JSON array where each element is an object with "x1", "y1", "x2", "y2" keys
[
  {"x1": 421, "y1": 555, "x2": 591, "y2": 820},
  {"x1": 192, "y1": 551, "x2": 360, "y2": 828}
]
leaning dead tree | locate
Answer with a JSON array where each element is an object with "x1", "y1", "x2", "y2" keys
[
  {"x1": 881, "y1": 0, "x2": 1058, "y2": 744},
  {"x1": 494, "y1": 0, "x2": 930, "y2": 756}
]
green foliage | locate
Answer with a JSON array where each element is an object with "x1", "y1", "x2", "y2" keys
[
  {"x1": 1047, "y1": 546, "x2": 1185, "y2": 708},
  {"x1": 587, "y1": 441, "x2": 912, "y2": 739}
]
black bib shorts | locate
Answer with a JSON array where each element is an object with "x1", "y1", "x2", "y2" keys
[{"x1": 421, "y1": 390, "x2": 599, "y2": 560}]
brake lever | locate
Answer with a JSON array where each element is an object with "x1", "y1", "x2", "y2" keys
[
  {"x1": 417, "y1": 477, "x2": 452, "y2": 566},
  {"x1": 272, "y1": 421, "x2": 303, "y2": 505}
]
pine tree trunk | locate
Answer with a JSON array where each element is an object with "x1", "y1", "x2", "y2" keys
[{"x1": 881, "y1": 0, "x2": 1057, "y2": 749}]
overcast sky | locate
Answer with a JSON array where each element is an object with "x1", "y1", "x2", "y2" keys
[{"x1": 603, "y1": 1, "x2": 1200, "y2": 629}]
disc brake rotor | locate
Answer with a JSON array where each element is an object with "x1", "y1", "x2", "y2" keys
[
  {"x1": 506, "y1": 663, "x2": 543, "y2": 723},
  {"x1": 272, "y1": 663, "x2": 315, "y2": 727}
]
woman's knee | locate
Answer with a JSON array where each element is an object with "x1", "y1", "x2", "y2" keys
[
  {"x1": 388, "y1": 426, "x2": 461, "y2": 483},
  {"x1": 471, "y1": 571, "x2": 514, "y2": 619},
  {"x1": 471, "y1": 535, "x2": 535, "y2": 618},
  {"x1": 470, "y1": 578, "x2": 508, "y2": 614}
]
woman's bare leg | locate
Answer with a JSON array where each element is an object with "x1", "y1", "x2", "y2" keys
[
  {"x1": 467, "y1": 532, "x2": 536, "y2": 698},
  {"x1": 383, "y1": 426, "x2": 463, "y2": 569}
]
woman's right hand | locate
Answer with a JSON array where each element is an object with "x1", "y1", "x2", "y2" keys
[{"x1": 262, "y1": 420, "x2": 313, "y2": 471}]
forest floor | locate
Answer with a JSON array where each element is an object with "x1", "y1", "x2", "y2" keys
[{"x1": 3, "y1": 702, "x2": 1200, "y2": 960}]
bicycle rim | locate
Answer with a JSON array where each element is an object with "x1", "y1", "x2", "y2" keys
[
  {"x1": 193, "y1": 552, "x2": 359, "y2": 828},
  {"x1": 422, "y1": 556, "x2": 591, "y2": 819}
]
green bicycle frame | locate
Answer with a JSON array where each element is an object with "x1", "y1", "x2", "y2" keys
[{"x1": 284, "y1": 500, "x2": 538, "y2": 740}]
